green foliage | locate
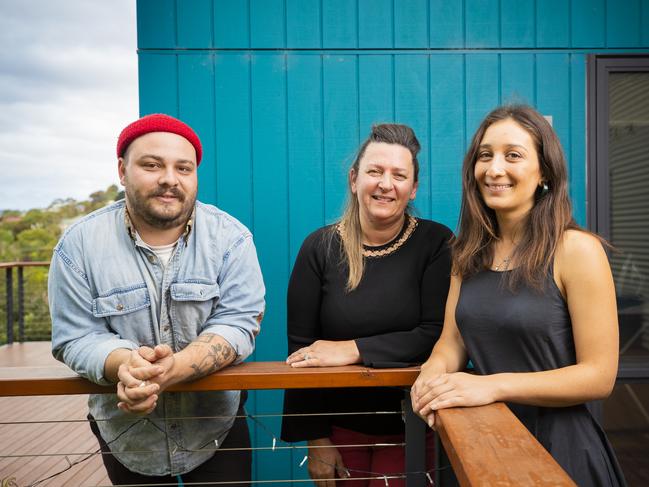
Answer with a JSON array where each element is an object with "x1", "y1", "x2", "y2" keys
[{"x1": 0, "y1": 184, "x2": 122, "y2": 344}]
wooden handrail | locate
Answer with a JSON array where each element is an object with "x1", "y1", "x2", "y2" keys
[
  {"x1": 0, "y1": 261, "x2": 50, "y2": 269},
  {"x1": 0, "y1": 361, "x2": 419, "y2": 396},
  {"x1": 0, "y1": 353, "x2": 576, "y2": 486}
]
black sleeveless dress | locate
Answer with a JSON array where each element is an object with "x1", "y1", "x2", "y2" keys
[{"x1": 455, "y1": 269, "x2": 627, "y2": 487}]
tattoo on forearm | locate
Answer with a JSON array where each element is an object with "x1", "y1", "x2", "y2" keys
[{"x1": 189, "y1": 334, "x2": 235, "y2": 380}]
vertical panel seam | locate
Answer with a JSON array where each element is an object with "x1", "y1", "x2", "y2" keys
[
  {"x1": 568, "y1": 53, "x2": 573, "y2": 185},
  {"x1": 284, "y1": 0, "x2": 288, "y2": 47},
  {"x1": 498, "y1": 0, "x2": 502, "y2": 47},
  {"x1": 174, "y1": 0, "x2": 179, "y2": 48},
  {"x1": 319, "y1": 0, "x2": 324, "y2": 48},
  {"x1": 248, "y1": 53, "x2": 255, "y2": 234},
  {"x1": 604, "y1": 0, "x2": 608, "y2": 48},
  {"x1": 247, "y1": 0, "x2": 252, "y2": 48},
  {"x1": 498, "y1": 53, "x2": 502, "y2": 104},
  {"x1": 426, "y1": 0, "x2": 430, "y2": 47},
  {"x1": 533, "y1": 53, "x2": 538, "y2": 106},
  {"x1": 212, "y1": 52, "x2": 218, "y2": 203},
  {"x1": 210, "y1": 0, "x2": 215, "y2": 47},
  {"x1": 284, "y1": 52, "x2": 291, "y2": 279},
  {"x1": 392, "y1": 55, "x2": 396, "y2": 119},
  {"x1": 392, "y1": 0, "x2": 396, "y2": 48},
  {"x1": 428, "y1": 54, "x2": 433, "y2": 216},
  {"x1": 175, "y1": 55, "x2": 180, "y2": 116},
  {"x1": 463, "y1": 0, "x2": 467, "y2": 48},
  {"x1": 568, "y1": 0, "x2": 573, "y2": 47},
  {"x1": 463, "y1": 55, "x2": 467, "y2": 151},
  {"x1": 321, "y1": 54, "x2": 326, "y2": 226},
  {"x1": 533, "y1": 0, "x2": 538, "y2": 47}
]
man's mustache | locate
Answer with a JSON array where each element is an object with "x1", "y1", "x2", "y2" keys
[{"x1": 148, "y1": 187, "x2": 185, "y2": 201}]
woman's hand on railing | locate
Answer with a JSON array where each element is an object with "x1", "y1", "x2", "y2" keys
[
  {"x1": 412, "y1": 371, "x2": 499, "y2": 421},
  {"x1": 286, "y1": 340, "x2": 361, "y2": 367},
  {"x1": 306, "y1": 437, "x2": 349, "y2": 486}
]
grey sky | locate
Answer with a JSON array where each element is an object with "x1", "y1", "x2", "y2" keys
[{"x1": 0, "y1": 0, "x2": 138, "y2": 211}]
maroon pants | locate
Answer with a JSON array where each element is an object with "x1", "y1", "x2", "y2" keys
[{"x1": 329, "y1": 426, "x2": 436, "y2": 487}]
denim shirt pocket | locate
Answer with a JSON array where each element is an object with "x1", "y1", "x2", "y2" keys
[
  {"x1": 169, "y1": 281, "x2": 220, "y2": 347},
  {"x1": 92, "y1": 285, "x2": 153, "y2": 344}
]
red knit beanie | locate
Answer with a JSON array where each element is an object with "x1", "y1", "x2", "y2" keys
[{"x1": 117, "y1": 113, "x2": 203, "y2": 165}]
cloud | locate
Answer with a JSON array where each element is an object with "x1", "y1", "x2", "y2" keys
[{"x1": 0, "y1": 0, "x2": 138, "y2": 210}]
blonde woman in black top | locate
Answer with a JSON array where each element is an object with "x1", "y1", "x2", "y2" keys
[{"x1": 281, "y1": 124, "x2": 452, "y2": 486}]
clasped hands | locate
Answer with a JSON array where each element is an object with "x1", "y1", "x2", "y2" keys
[
  {"x1": 116, "y1": 344, "x2": 176, "y2": 415},
  {"x1": 410, "y1": 370, "x2": 498, "y2": 428}
]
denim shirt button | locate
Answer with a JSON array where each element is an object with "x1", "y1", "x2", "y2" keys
[
  {"x1": 163, "y1": 326, "x2": 170, "y2": 332},
  {"x1": 148, "y1": 255, "x2": 155, "y2": 263},
  {"x1": 116, "y1": 304, "x2": 124, "y2": 311}
]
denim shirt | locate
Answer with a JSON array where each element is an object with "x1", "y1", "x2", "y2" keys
[{"x1": 49, "y1": 200, "x2": 265, "y2": 476}]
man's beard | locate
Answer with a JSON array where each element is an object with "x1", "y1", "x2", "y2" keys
[{"x1": 126, "y1": 185, "x2": 195, "y2": 230}]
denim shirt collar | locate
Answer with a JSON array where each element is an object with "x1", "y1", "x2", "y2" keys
[{"x1": 124, "y1": 205, "x2": 195, "y2": 245}]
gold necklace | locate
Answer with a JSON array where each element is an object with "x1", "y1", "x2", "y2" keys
[{"x1": 493, "y1": 255, "x2": 512, "y2": 271}]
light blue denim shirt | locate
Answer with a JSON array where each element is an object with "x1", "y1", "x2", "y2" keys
[{"x1": 49, "y1": 200, "x2": 265, "y2": 476}]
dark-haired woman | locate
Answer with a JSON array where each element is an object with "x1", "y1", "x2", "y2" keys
[
  {"x1": 281, "y1": 124, "x2": 452, "y2": 486},
  {"x1": 411, "y1": 105, "x2": 626, "y2": 486}
]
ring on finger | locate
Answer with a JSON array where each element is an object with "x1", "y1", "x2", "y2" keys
[
  {"x1": 138, "y1": 381, "x2": 146, "y2": 388},
  {"x1": 303, "y1": 352, "x2": 310, "y2": 361}
]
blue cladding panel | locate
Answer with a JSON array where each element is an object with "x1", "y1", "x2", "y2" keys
[
  {"x1": 607, "y1": 0, "x2": 642, "y2": 47},
  {"x1": 644, "y1": 0, "x2": 649, "y2": 45},
  {"x1": 430, "y1": 54, "x2": 464, "y2": 229},
  {"x1": 536, "y1": 0, "x2": 570, "y2": 47},
  {"x1": 177, "y1": 0, "x2": 212, "y2": 48},
  {"x1": 500, "y1": 53, "x2": 535, "y2": 105},
  {"x1": 570, "y1": 54, "x2": 586, "y2": 225},
  {"x1": 138, "y1": 54, "x2": 178, "y2": 116},
  {"x1": 214, "y1": 54, "x2": 253, "y2": 229},
  {"x1": 323, "y1": 0, "x2": 358, "y2": 48},
  {"x1": 137, "y1": 0, "x2": 176, "y2": 48},
  {"x1": 250, "y1": 53, "x2": 291, "y2": 478},
  {"x1": 323, "y1": 55, "x2": 359, "y2": 223},
  {"x1": 287, "y1": 0, "x2": 321, "y2": 47},
  {"x1": 287, "y1": 55, "x2": 325, "y2": 264},
  {"x1": 395, "y1": 55, "x2": 431, "y2": 217},
  {"x1": 571, "y1": 0, "x2": 605, "y2": 47},
  {"x1": 536, "y1": 54, "x2": 571, "y2": 192},
  {"x1": 358, "y1": 55, "x2": 394, "y2": 130},
  {"x1": 395, "y1": 0, "x2": 428, "y2": 47},
  {"x1": 465, "y1": 54, "x2": 500, "y2": 138},
  {"x1": 430, "y1": 0, "x2": 464, "y2": 48},
  {"x1": 214, "y1": 0, "x2": 250, "y2": 48},
  {"x1": 358, "y1": 0, "x2": 393, "y2": 48},
  {"x1": 250, "y1": 0, "x2": 286, "y2": 48},
  {"x1": 465, "y1": 0, "x2": 500, "y2": 47},
  {"x1": 501, "y1": 0, "x2": 535, "y2": 47},
  {"x1": 178, "y1": 54, "x2": 217, "y2": 204}
]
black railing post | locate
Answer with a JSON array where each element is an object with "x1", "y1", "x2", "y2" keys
[
  {"x1": 404, "y1": 389, "x2": 426, "y2": 487},
  {"x1": 18, "y1": 265, "x2": 25, "y2": 342},
  {"x1": 5, "y1": 267, "x2": 14, "y2": 344}
]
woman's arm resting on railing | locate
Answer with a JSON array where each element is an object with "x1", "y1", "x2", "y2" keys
[{"x1": 414, "y1": 233, "x2": 619, "y2": 418}]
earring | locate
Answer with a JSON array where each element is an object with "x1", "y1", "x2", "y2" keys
[{"x1": 540, "y1": 182, "x2": 549, "y2": 197}]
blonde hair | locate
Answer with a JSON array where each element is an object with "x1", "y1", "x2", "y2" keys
[{"x1": 337, "y1": 124, "x2": 420, "y2": 291}]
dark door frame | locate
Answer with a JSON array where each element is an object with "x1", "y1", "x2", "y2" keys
[{"x1": 587, "y1": 54, "x2": 649, "y2": 382}]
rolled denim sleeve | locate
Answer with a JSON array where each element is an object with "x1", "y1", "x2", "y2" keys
[
  {"x1": 49, "y1": 245, "x2": 138, "y2": 385},
  {"x1": 204, "y1": 233, "x2": 265, "y2": 364}
]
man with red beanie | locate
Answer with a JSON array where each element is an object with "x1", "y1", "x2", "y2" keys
[{"x1": 49, "y1": 113, "x2": 265, "y2": 485}]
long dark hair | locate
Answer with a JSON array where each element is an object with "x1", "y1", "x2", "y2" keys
[
  {"x1": 338, "y1": 123, "x2": 420, "y2": 291},
  {"x1": 452, "y1": 104, "x2": 579, "y2": 289}
]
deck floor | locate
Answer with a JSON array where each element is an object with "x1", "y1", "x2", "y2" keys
[{"x1": 0, "y1": 342, "x2": 110, "y2": 486}]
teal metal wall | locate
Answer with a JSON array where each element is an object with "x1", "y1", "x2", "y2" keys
[{"x1": 136, "y1": 0, "x2": 649, "y2": 481}]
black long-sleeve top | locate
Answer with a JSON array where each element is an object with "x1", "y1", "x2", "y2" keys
[{"x1": 281, "y1": 217, "x2": 452, "y2": 441}]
